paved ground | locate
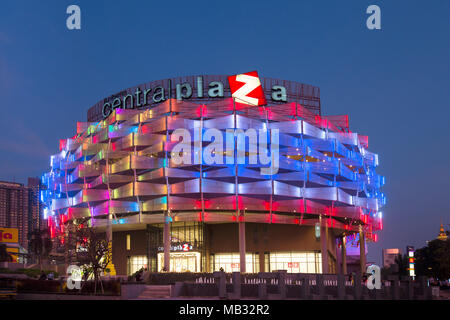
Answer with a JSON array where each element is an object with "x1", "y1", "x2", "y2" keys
[{"x1": 16, "y1": 293, "x2": 121, "y2": 300}]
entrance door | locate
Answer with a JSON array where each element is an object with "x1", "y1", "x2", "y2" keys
[{"x1": 157, "y1": 252, "x2": 201, "y2": 272}]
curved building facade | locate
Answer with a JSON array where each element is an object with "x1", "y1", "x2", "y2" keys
[{"x1": 42, "y1": 74, "x2": 385, "y2": 275}]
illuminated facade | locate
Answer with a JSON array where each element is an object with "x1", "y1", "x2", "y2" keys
[{"x1": 41, "y1": 74, "x2": 385, "y2": 275}]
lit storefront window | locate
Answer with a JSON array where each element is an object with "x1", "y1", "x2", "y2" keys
[
  {"x1": 268, "y1": 252, "x2": 322, "y2": 273},
  {"x1": 211, "y1": 253, "x2": 259, "y2": 273},
  {"x1": 128, "y1": 255, "x2": 147, "y2": 275}
]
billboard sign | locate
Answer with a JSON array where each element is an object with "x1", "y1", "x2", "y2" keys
[
  {"x1": 0, "y1": 227, "x2": 19, "y2": 243},
  {"x1": 407, "y1": 245, "x2": 415, "y2": 277}
]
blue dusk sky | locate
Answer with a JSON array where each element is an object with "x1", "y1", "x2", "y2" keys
[{"x1": 0, "y1": 0, "x2": 449, "y2": 264}]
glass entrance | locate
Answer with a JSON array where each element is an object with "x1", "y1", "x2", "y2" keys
[{"x1": 157, "y1": 252, "x2": 201, "y2": 272}]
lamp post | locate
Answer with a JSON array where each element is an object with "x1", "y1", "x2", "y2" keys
[{"x1": 239, "y1": 209, "x2": 246, "y2": 273}]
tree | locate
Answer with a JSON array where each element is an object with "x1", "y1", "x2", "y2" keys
[
  {"x1": 0, "y1": 244, "x2": 12, "y2": 262},
  {"x1": 64, "y1": 217, "x2": 111, "y2": 294},
  {"x1": 394, "y1": 254, "x2": 409, "y2": 276},
  {"x1": 415, "y1": 239, "x2": 450, "y2": 280}
]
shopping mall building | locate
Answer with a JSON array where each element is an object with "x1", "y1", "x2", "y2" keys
[{"x1": 41, "y1": 73, "x2": 385, "y2": 276}]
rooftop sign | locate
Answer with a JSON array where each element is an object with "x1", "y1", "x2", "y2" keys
[{"x1": 101, "y1": 72, "x2": 289, "y2": 118}]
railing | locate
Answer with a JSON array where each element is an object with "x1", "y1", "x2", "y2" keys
[{"x1": 168, "y1": 272, "x2": 433, "y2": 300}]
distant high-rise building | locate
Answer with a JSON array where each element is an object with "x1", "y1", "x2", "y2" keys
[
  {"x1": 382, "y1": 248, "x2": 401, "y2": 269},
  {"x1": 26, "y1": 177, "x2": 43, "y2": 233},
  {"x1": 0, "y1": 178, "x2": 43, "y2": 249}
]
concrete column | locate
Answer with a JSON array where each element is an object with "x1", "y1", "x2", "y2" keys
[
  {"x1": 258, "y1": 280, "x2": 268, "y2": 299},
  {"x1": 239, "y1": 212, "x2": 246, "y2": 273},
  {"x1": 204, "y1": 224, "x2": 210, "y2": 273},
  {"x1": 321, "y1": 222, "x2": 329, "y2": 274},
  {"x1": 359, "y1": 228, "x2": 366, "y2": 275},
  {"x1": 163, "y1": 211, "x2": 171, "y2": 272},
  {"x1": 232, "y1": 272, "x2": 241, "y2": 299},
  {"x1": 278, "y1": 271, "x2": 287, "y2": 299},
  {"x1": 337, "y1": 274, "x2": 345, "y2": 299},
  {"x1": 213, "y1": 271, "x2": 226, "y2": 299},
  {"x1": 336, "y1": 239, "x2": 342, "y2": 275},
  {"x1": 107, "y1": 213, "x2": 113, "y2": 243},
  {"x1": 259, "y1": 251, "x2": 265, "y2": 273},
  {"x1": 353, "y1": 273, "x2": 362, "y2": 299},
  {"x1": 105, "y1": 212, "x2": 116, "y2": 275},
  {"x1": 146, "y1": 224, "x2": 151, "y2": 271},
  {"x1": 173, "y1": 282, "x2": 184, "y2": 298},
  {"x1": 300, "y1": 275, "x2": 310, "y2": 299},
  {"x1": 316, "y1": 273, "x2": 325, "y2": 297},
  {"x1": 341, "y1": 235, "x2": 347, "y2": 275}
]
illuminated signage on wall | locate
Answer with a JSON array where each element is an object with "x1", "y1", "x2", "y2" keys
[
  {"x1": 157, "y1": 242, "x2": 193, "y2": 252},
  {"x1": 0, "y1": 227, "x2": 18, "y2": 243},
  {"x1": 231, "y1": 263, "x2": 240, "y2": 269},
  {"x1": 228, "y1": 71, "x2": 267, "y2": 106},
  {"x1": 0, "y1": 228, "x2": 19, "y2": 263},
  {"x1": 102, "y1": 72, "x2": 288, "y2": 118}
]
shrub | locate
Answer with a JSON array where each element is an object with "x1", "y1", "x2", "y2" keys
[
  {"x1": 0, "y1": 268, "x2": 59, "y2": 279},
  {"x1": 16, "y1": 278, "x2": 121, "y2": 296},
  {"x1": 16, "y1": 279, "x2": 62, "y2": 293}
]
